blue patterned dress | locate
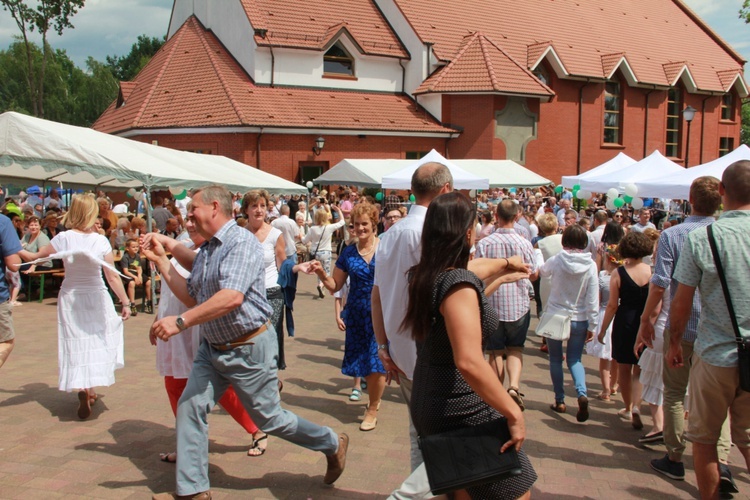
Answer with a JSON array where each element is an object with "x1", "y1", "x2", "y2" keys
[{"x1": 335, "y1": 244, "x2": 385, "y2": 377}]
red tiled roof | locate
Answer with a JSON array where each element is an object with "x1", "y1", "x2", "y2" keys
[
  {"x1": 242, "y1": 0, "x2": 408, "y2": 59},
  {"x1": 394, "y1": 0, "x2": 745, "y2": 93},
  {"x1": 414, "y1": 32, "x2": 553, "y2": 97},
  {"x1": 93, "y1": 17, "x2": 452, "y2": 136}
]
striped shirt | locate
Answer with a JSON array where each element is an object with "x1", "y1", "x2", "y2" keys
[
  {"x1": 475, "y1": 228, "x2": 537, "y2": 322},
  {"x1": 651, "y1": 215, "x2": 714, "y2": 343},
  {"x1": 187, "y1": 219, "x2": 273, "y2": 344}
]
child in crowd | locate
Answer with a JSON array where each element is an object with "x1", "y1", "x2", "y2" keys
[{"x1": 119, "y1": 238, "x2": 152, "y2": 315}]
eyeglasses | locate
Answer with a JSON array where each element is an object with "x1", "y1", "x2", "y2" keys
[
  {"x1": 614, "y1": 214, "x2": 623, "y2": 218},
  {"x1": 386, "y1": 215, "x2": 401, "y2": 221}
]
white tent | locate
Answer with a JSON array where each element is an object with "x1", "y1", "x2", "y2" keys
[
  {"x1": 313, "y1": 159, "x2": 411, "y2": 188},
  {"x1": 0, "y1": 112, "x2": 306, "y2": 194},
  {"x1": 561, "y1": 152, "x2": 637, "y2": 188},
  {"x1": 458, "y1": 159, "x2": 551, "y2": 188},
  {"x1": 578, "y1": 150, "x2": 684, "y2": 194},
  {"x1": 634, "y1": 144, "x2": 750, "y2": 199},
  {"x1": 382, "y1": 150, "x2": 489, "y2": 190}
]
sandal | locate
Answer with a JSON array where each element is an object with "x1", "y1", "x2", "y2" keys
[
  {"x1": 159, "y1": 452, "x2": 177, "y2": 463},
  {"x1": 508, "y1": 387, "x2": 525, "y2": 411},
  {"x1": 247, "y1": 434, "x2": 268, "y2": 457},
  {"x1": 277, "y1": 379, "x2": 283, "y2": 393},
  {"x1": 77, "y1": 390, "x2": 91, "y2": 420},
  {"x1": 617, "y1": 408, "x2": 632, "y2": 420},
  {"x1": 596, "y1": 393, "x2": 611, "y2": 402},
  {"x1": 349, "y1": 388, "x2": 362, "y2": 401},
  {"x1": 550, "y1": 402, "x2": 567, "y2": 413}
]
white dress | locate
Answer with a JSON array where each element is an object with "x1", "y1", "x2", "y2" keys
[
  {"x1": 155, "y1": 248, "x2": 201, "y2": 378},
  {"x1": 51, "y1": 231, "x2": 124, "y2": 392},
  {"x1": 586, "y1": 270, "x2": 613, "y2": 359},
  {"x1": 639, "y1": 288, "x2": 670, "y2": 406}
]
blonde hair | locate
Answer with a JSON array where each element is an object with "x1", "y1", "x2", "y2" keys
[
  {"x1": 536, "y1": 212, "x2": 559, "y2": 236},
  {"x1": 351, "y1": 202, "x2": 380, "y2": 231},
  {"x1": 63, "y1": 194, "x2": 99, "y2": 230},
  {"x1": 314, "y1": 208, "x2": 330, "y2": 226}
]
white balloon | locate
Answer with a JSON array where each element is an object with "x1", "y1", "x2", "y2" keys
[
  {"x1": 577, "y1": 190, "x2": 590, "y2": 200},
  {"x1": 607, "y1": 188, "x2": 619, "y2": 200},
  {"x1": 624, "y1": 183, "x2": 639, "y2": 197},
  {"x1": 133, "y1": 191, "x2": 144, "y2": 201},
  {"x1": 469, "y1": 189, "x2": 476, "y2": 198},
  {"x1": 631, "y1": 197, "x2": 644, "y2": 210},
  {"x1": 169, "y1": 186, "x2": 183, "y2": 195},
  {"x1": 605, "y1": 199, "x2": 616, "y2": 211},
  {"x1": 127, "y1": 188, "x2": 137, "y2": 197}
]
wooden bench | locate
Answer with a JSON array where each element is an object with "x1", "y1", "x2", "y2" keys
[{"x1": 26, "y1": 269, "x2": 63, "y2": 303}]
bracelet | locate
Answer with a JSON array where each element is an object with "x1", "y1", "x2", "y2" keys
[
  {"x1": 503, "y1": 257, "x2": 510, "y2": 267},
  {"x1": 122, "y1": 302, "x2": 131, "y2": 307},
  {"x1": 377, "y1": 343, "x2": 389, "y2": 351}
]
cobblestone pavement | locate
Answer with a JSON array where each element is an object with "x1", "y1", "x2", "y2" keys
[{"x1": 0, "y1": 273, "x2": 748, "y2": 499}]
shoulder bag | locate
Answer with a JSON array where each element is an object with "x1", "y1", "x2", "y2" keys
[
  {"x1": 308, "y1": 226, "x2": 327, "y2": 262},
  {"x1": 536, "y1": 272, "x2": 586, "y2": 341},
  {"x1": 707, "y1": 225, "x2": 750, "y2": 392}
]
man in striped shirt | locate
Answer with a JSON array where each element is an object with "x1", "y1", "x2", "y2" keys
[{"x1": 476, "y1": 199, "x2": 538, "y2": 411}]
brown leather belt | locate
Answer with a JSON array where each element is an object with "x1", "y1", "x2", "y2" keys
[{"x1": 211, "y1": 323, "x2": 268, "y2": 351}]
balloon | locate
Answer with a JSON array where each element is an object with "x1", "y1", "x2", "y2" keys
[
  {"x1": 613, "y1": 197, "x2": 625, "y2": 208},
  {"x1": 623, "y1": 195, "x2": 633, "y2": 204},
  {"x1": 469, "y1": 189, "x2": 476, "y2": 198},
  {"x1": 631, "y1": 197, "x2": 644, "y2": 210},
  {"x1": 375, "y1": 192, "x2": 383, "y2": 201},
  {"x1": 605, "y1": 199, "x2": 616, "y2": 211},
  {"x1": 133, "y1": 191, "x2": 144, "y2": 201},
  {"x1": 169, "y1": 186, "x2": 183, "y2": 195},
  {"x1": 554, "y1": 185, "x2": 563, "y2": 194},
  {"x1": 174, "y1": 189, "x2": 188, "y2": 200},
  {"x1": 607, "y1": 188, "x2": 619, "y2": 200},
  {"x1": 572, "y1": 189, "x2": 579, "y2": 199},
  {"x1": 578, "y1": 190, "x2": 591, "y2": 200},
  {"x1": 509, "y1": 187, "x2": 516, "y2": 193},
  {"x1": 573, "y1": 184, "x2": 581, "y2": 192},
  {"x1": 624, "y1": 183, "x2": 639, "y2": 197},
  {"x1": 126, "y1": 188, "x2": 136, "y2": 198},
  {"x1": 409, "y1": 194, "x2": 416, "y2": 202}
]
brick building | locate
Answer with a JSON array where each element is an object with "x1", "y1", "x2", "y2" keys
[{"x1": 93, "y1": 0, "x2": 747, "y2": 184}]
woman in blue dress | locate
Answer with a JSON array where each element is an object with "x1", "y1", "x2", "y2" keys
[{"x1": 313, "y1": 202, "x2": 386, "y2": 432}]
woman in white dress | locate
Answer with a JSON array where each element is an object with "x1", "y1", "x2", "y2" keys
[{"x1": 21, "y1": 194, "x2": 130, "y2": 419}]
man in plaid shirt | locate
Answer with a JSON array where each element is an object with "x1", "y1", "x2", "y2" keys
[{"x1": 476, "y1": 199, "x2": 538, "y2": 411}]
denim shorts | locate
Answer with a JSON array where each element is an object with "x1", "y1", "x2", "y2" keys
[{"x1": 485, "y1": 311, "x2": 531, "y2": 351}]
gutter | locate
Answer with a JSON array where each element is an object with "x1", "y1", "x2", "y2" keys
[{"x1": 256, "y1": 126, "x2": 264, "y2": 169}]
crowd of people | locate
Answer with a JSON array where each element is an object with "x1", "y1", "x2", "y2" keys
[{"x1": 0, "y1": 160, "x2": 749, "y2": 499}]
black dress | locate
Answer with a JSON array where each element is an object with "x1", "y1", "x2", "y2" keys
[
  {"x1": 410, "y1": 269, "x2": 537, "y2": 499},
  {"x1": 611, "y1": 266, "x2": 650, "y2": 365}
]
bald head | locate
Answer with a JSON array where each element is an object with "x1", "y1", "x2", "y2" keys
[
  {"x1": 722, "y1": 160, "x2": 750, "y2": 208},
  {"x1": 411, "y1": 162, "x2": 453, "y2": 204},
  {"x1": 280, "y1": 204, "x2": 290, "y2": 216}
]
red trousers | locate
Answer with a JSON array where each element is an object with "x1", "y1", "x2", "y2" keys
[{"x1": 164, "y1": 376, "x2": 258, "y2": 435}]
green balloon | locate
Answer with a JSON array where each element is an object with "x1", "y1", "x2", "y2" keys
[
  {"x1": 375, "y1": 192, "x2": 383, "y2": 201},
  {"x1": 554, "y1": 185, "x2": 563, "y2": 194},
  {"x1": 572, "y1": 189, "x2": 579, "y2": 199},
  {"x1": 409, "y1": 194, "x2": 416, "y2": 202},
  {"x1": 613, "y1": 197, "x2": 625, "y2": 208},
  {"x1": 174, "y1": 189, "x2": 188, "y2": 200},
  {"x1": 623, "y1": 195, "x2": 633, "y2": 204},
  {"x1": 573, "y1": 184, "x2": 581, "y2": 191}
]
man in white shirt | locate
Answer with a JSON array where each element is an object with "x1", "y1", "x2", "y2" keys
[
  {"x1": 271, "y1": 205, "x2": 300, "y2": 262},
  {"x1": 372, "y1": 162, "x2": 453, "y2": 498},
  {"x1": 632, "y1": 208, "x2": 656, "y2": 233},
  {"x1": 586, "y1": 210, "x2": 608, "y2": 256},
  {"x1": 557, "y1": 198, "x2": 572, "y2": 226}
]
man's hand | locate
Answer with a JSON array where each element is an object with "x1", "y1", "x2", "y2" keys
[
  {"x1": 378, "y1": 348, "x2": 405, "y2": 385},
  {"x1": 637, "y1": 320, "x2": 655, "y2": 350},
  {"x1": 150, "y1": 316, "x2": 181, "y2": 342},
  {"x1": 294, "y1": 261, "x2": 318, "y2": 275},
  {"x1": 666, "y1": 342, "x2": 684, "y2": 368},
  {"x1": 140, "y1": 233, "x2": 169, "y2": 261}
]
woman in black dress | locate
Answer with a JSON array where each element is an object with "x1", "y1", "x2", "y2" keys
[{"x1": 402, "y1": 192, "x2": 537, "y2": 499}]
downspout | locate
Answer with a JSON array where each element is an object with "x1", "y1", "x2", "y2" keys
[
  {"x1": 699, "y1": 95, "x2": 712, "y2": 164},
  {"x1": 643, "y1": 87, "x2": 657, "y2": 158},
  {"x1": 577, "y1": 79, "x2": 594, "y2": 175},
  {"x1": 269, "y1": 44, "x2": 275, "y2": 88},
  {"x1": 256, "y1": 127, "x2": 264, "y2": 170}
]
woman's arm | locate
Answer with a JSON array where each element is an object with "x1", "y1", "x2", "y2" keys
[
  {"x1": 18, "y1": 243, "x2": 54, "y2": 262},
  {"x1": 314, "y1": 264, "x2": 348, "y2": 294},
  {"x1": 596, "y1": 271, "x2": 621, "y2": 343},
  {"x1": 274, "y1": 234, "x2": 286, "y2": 270},
  {"x1": 441, "y1": 285, "x2": 525, "y2": 452}
]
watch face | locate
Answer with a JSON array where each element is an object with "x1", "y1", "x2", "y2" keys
[{"x1": 176, "y1": 317, "x2": 185, "y2": 329}]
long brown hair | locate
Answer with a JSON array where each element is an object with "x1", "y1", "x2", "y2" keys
[{"x1": 401, "y1": 192, "x2": 475, "y2": 342}]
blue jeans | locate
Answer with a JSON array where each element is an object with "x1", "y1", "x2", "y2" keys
[
  {"x1": 174, "y1": 326, "x2": 339, "y2": 495},
  {"x1": 547, "y1": 320, "x2": 589, "y2": 403}
]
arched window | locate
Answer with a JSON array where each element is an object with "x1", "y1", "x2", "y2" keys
[
  {"x1": 666, "y1": 88, "x2": 682, "y2": 158},
  {"x1": 324, "y1": 42, "x2": 354, "y2": 76},
  {"x1": 603, "y1": 80, "x2": 622, "y2": 144}
]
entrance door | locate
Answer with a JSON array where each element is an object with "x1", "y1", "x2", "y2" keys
[{"x1": 299, "y1": 161, "x2": 328, "y2": 184}]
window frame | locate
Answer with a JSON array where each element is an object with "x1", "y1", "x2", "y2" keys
[
  {"x1": 719, "y1": 137, "x2": 734, "y2": 157},
  {"x1": 323, "y1": 42, "x2": 355, "y2": 78},
  {"x1": 603, "y1": 80, "x2": 622, "y2": 145},
  {"x1": 720, "y1": 93, "x2": 734, "y2": 122},
  {"x1": 665, "y1": 88, "x2": 683, "y2": 159}
]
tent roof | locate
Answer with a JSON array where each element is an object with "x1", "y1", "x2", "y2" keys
[
  {"x1": 578, "y1": 150, "x2": 684, "y2": 193},
  {"x1": 561, "y1": 152, "x2": 637, "y2": 188},
  {"x1": 382, "y1": 150, "x2": 489, "y2": 190},
  {"x1": 635, "y1": 144, "x2": 750, "y2": 199},
  {"x1": 0, "y1": 112, "x2": 305, "y2": 194}
]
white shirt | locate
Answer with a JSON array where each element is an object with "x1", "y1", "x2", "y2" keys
[
  {"x1": 271, "y1": 215, "x2": 300, "y2": 258},
  {"x1": 372, "y1": 204, "x2": 427, "y2": 380},
  {"x1": 631, "y1": 221, "x2": 656, "y2": 233},
  {"x1": 587, "y1": 224, "x2": 605, "y2": 256},
  {"x1": 175, "y1": 196, "x2": 191, "y2": 219}
]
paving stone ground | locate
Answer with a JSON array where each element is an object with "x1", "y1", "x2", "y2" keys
[{"x1": 0, "y1": 273, "x2": 748, "y2": 499}]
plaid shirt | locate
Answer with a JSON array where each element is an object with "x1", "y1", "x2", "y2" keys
[
  {"x1": 475, "y1": 228, "x2": 537, "y2": 322},
  {"x1": 187, "y1": 219, "x2": 273, "y2": 344},
  {"x1": 651, "y1": 215, "x2": 714, "y2": 343}
]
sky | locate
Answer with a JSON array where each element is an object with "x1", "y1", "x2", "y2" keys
[{"x1": 0, "y1": 0, "x2": 747, "y2": 76}]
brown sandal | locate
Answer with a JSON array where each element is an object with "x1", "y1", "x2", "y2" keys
[
  {"x1": 550, "y1": 402, "x2": 567, "y2": 413},
  {"x1": 77, "y1": 390, "x2": 91, "y2": 420}
]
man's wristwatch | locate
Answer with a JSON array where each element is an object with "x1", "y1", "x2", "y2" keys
[
  {"x1": 176, "y1": 315, "x2": 187, "y2": 331},
  {"x1": 377, "y1": 343, "x2": 389, "y2": 351}
]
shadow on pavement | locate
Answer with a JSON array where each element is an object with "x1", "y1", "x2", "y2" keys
[{"x1": 0, "y1": 382, "x2": 109, "y2": 422}]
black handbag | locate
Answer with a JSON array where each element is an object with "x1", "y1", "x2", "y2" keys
[
  {"x1": 707, "y1": 225, "x2": 750, "y2": 391},
  {"x1": 418, "y1": 418, "x2": 523, "y2": 496}
]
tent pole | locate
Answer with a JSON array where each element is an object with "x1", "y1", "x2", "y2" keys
[{"x1": 143, "y1": 186, "x2": 157, "y2": 313}]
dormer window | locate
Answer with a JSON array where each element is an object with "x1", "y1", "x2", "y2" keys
[{"x1": 324, "y1": 42, "x2": 354, "y2": 76}]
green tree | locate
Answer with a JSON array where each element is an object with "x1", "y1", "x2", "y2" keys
[
  {"x1": 0, "y1": 0, "x2": 85, "y2": 118},
  {"x1": 741, "y1": 1, "x2": 750, "y2": 23},
  {"x1": 106, "y1": 34, "x2": 164, "y2": 81},
  {"x1": 741, "y1": 100, "x2": 750, "y2": 147}
]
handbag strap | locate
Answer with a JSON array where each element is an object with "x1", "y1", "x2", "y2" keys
[
  {"x1": 312, "y1": 226, "x2": 327, "y2": 255},
  {"x1": 706, "y1": 224, "x2": 744, "y2": 346}
]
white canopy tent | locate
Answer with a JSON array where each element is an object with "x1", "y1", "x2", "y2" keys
[
  {"x1": 0, "y1": 112, "x2": 306, "y2": 194},
  {"x1": 382, "y1": 150, "x2": 489, "y2": 190},
  {"x1": 561, "y1": 152, "x2": 636, "y2": 188},
  {"x1": 459, "y1": 159, "x2": 551, "y2": 188},
  {"x1": 634, "y1": 144, "x2": 750, "y2": 199},
  {"x1": 578, "y1": 150, "x2": 684, "y2": 194}
]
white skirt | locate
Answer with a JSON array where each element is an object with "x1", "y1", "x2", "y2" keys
[
  {"x1": 586, "y1": 306, "x2": 612, "y2": 360},
  {"x1": 57, "y1": 287, "x2": 124, "y2": 392},
  {"x1": 638, "y1": 338, "x2": 664, "y2": 406}
]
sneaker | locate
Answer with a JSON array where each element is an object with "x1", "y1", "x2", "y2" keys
[
  {"x1": 720, "y1": 463, "x2": 740, "y2": 494},
  {"x1": 576, "y1": 395, "x2": 589, "y2": 422},
  {"x1": 145, "y1": 301, "x2": 153, "y2": 314},
  {"x1": 130, "y1": 304, "x2": 138, "y2": 317},
  {"x1": 638, "y1": 431, "x2": 664, "y2": 444},
  {"x1": 650, "y1": 454, "x2": 685, "y2": 480}
]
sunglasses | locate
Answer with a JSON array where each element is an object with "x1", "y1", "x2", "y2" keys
[
  {"x1": 614, "y1": 214, "x2": 623, "y2": 218},
  {"x1": 347, "y1": 225, "x2": 354, "y2": 229}
]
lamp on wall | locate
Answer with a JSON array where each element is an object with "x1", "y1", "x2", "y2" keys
[
  {"x1": 312, "y1": 136, "x2": 325, "y2": 156},
  {"x1": 682, "y1": 105, "x2": 696, "y2": 167}
]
